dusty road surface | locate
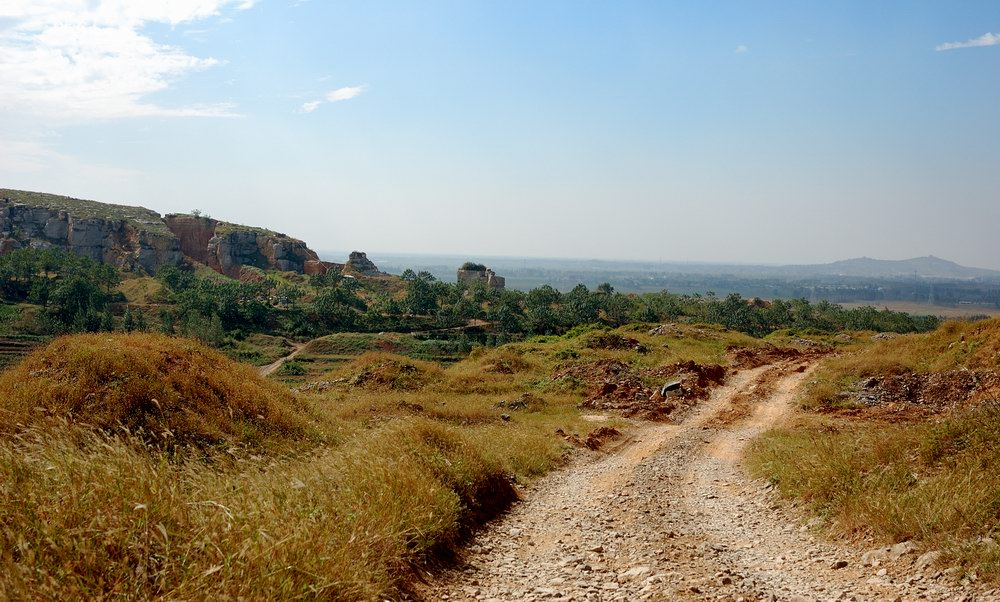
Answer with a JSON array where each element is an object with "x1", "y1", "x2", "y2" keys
[{"x1": 421, "y1": 360, "x2": 991, "y2": 602}]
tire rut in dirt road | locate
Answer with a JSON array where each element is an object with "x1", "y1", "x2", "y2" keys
[
  {"x1": 419, "y1": 366, "x2": 765, "y2": 601},
  {"x1": 422, "y1": 360, "x2": 988, "y2": 602},
  {"x1": 677, "y1": 365, "x2": 987, "y2": 602}
]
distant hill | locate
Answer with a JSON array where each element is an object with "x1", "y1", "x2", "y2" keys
[
  {"x1": 366, "y1": 252, "x2": 1000, "y2": 285},
  {"x1": 788, "y1": 256, "x2": 1000, "y2": 280}
]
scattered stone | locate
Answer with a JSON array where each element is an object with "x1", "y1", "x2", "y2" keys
[
  {"x1": 889, "y1": 541, "x2": 919, "y2": 560},
  {"x1": 916, "y1": 550, "x2": 943, "y2": 570},
  {"x1": 620, "y1": 566, "x2": 651, "y2": 579},
  {"x1": 861, "y1": 546, "x2": 891, "y2": 567}
]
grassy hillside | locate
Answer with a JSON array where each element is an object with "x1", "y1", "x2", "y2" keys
[
  {"x1": 0, "y1": 323, "x2": 760, "y2": 599},
  {"x1": 748, "y1": 318, "x2": 1000, "y2": 580}
]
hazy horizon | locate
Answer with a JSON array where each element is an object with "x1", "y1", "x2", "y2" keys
[
  {"x1": 319, "y1": 250, "x2": 1000, "y2": 273},
  {"x1": 1, "y1": 2, "x2": 998, "y2": 268}
]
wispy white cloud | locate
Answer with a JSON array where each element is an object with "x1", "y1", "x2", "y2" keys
[
  {"x1": 327, "y1": 85, "x2": 368, "y2": 102},
  {"x1": 734, "y1": 45, "x2": 749, "y2": 54},
  {"x1": 0, "y1": 137, "x2": 137, "y2": 180},
  {"x1": 301, "y1": 85, "x2": 369, "y2": 113},
  {"x1": 935, "y1": 31, "x2": 1000, "y2": 51},
  {"x1": 0, "y1": 1, "x2": 254, "y2": 121}
]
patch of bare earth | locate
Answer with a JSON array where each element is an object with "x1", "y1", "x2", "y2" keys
[{"x1": 416, "y1": 360, "x2": 990, "y2": 601}]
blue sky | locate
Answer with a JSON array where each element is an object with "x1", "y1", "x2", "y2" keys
[{"x1": 1, "y1": 1, "x2": 998, "y2": 268}]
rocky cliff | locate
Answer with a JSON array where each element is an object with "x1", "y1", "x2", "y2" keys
[
  {"x1": 0, "y1": 189, "x2": 328, "y2": 278},
  {"x1": 0, "y1": 190, "x2": 182, "y2": 273},
  {"x1": 163, "y1": 215, "x2": 329, "y2": 278}
]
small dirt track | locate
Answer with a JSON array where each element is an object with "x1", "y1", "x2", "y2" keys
[
  {"x1": 258, "y1": 342, "x2": 305, "y2": 377},
  {"x1": 424, "y1": 360, "x2": 986, "y2": 602}
]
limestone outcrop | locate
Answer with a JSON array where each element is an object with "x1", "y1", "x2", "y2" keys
[
  {"x1": 345, "y1": 251, "x2": 380, "y2": 275},
  {"x1": 0, "y1": 193, "x2": 182, "y2": 273},
  {"x1": 0, "y1": 189, "x2": 329, "y2": 278},
  {"x1": 163, "y1": 215, "x2": 327, "y2": 278}
]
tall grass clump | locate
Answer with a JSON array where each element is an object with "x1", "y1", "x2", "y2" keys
[
  {"x1": 748, "y1": 408, "x2": 1000, "y2": 575},
  {"x1": 0, "y1": 333, "x2": 312, "y2": 448},
  {"x1": 0, "y1": 416, "x2": 538, "y2": 599}
]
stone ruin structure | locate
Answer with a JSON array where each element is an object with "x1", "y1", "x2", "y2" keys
[{"x1": 457, "y1": 264, "x2": 506, "y2": 289}]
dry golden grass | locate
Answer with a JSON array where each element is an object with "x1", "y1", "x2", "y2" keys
[
  {"x1": 321, "y1": 351, "x2": 445, "y2": 391},
  {"x1": 0, "y1": 417, "x2": 548, "y2": 599},
  {"x1": 748, "y1": 408, "x2": 1000, "y2": 578},
  {"x1": 749, "y1": 318, "x2": 1000, "y2": 579},
  {"x1": 0, "y1": 333, "x2": 313, "y2": 449},
  {"x1": 0, "y1": 323, "x2": 765, "y2": 599},
  {"x1": 118, "y1": 275, "x2": 167, "y2": 305}
]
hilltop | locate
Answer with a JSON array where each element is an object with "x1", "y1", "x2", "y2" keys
[
  {"x1": 790, "y1": 255, "x2": 1000, "y2": 280},
  {"x1": 0, "y1": 188, "x2": 330, "y2": 277}
]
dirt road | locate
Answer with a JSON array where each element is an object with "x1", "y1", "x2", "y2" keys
[
  {"x1": 258, "y1": 342, "x2": 305, "y2": 377},
  {"x1": 424, "y1": 360, "x2": 988, "y2": 601}
]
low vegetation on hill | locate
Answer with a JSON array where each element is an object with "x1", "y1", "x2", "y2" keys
[
  {"x1": 1, "y1": 230, "x2": 991, "y2": 597},
  {"x1": 748, "y1": 318, "x2": 1000, "y2": 580}
]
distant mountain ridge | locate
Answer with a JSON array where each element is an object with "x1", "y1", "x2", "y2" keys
[
  {"x1": 789, "y1": 256, "x2": 1000, "y2": 280},
  {"x1": 368, "y1": 252, "x2": 1000, "y2": 283}
]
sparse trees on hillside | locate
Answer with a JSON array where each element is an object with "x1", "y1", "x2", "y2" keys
[{"x1": 0, "y1": 249, "x2": 121, "y2": 333}]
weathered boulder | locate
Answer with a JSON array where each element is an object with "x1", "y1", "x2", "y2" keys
[{"x1": 345, "y1": 251, "x2": 380, "y2": 275}]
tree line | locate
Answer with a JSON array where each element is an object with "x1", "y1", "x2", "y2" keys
[{"x1": 0, "y1": 249, "x2": 940, "y2": 343}]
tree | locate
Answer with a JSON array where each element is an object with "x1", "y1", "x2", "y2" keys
[
  {"x1": 100, "y1": 308, "x2": 115, "y2": 332},
  {"x1": 561, "y1": 284, "x2": 598, "y2": 327},
  {"x1": 404, "y1": 272, "x2": 440, "y2": 315}
]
